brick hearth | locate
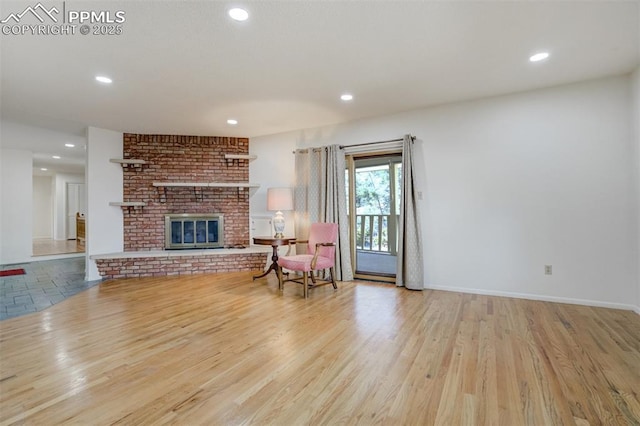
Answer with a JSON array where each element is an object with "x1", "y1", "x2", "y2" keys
[{"x1": 92, "y1": 248, "x2": 270, "y2": 279}]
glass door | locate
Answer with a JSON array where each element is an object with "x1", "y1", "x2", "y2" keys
[{"x1": 347, "y1": 153, "x2": 402, "y2": 281}]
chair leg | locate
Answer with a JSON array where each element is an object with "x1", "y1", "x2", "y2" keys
[
  {"x1": 277, "y1": 265, "x2": 283, "y2": 291},
  {"x1": 303, "y1": 272, "x2": 308, "y2": 299},
  {"x1": 329, "y1": 267, "x2": 337, "y2": 289}
]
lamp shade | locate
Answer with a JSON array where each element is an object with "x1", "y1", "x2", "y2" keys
[{"x1": 267, "y1": 187, "x2": 293, "y2": 211}]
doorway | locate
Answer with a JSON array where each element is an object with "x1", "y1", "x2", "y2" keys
[
  {"x1": 66, "y1": 182, "x2": 86, "y2": 239},
  {"x1": 347, "y1": 153, "x2": 402, "y2": 282},
  {"x1": 31, "y1": 180, "x2": 86, "y2": 257},
  {"x1": 28, "y1": 137, "x2": 88, "y2": 259}
]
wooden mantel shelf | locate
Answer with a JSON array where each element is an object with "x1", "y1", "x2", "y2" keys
[
  {"x1": 153, "y1": 182, "x2": 260, "y2": 202},
  {"x1": 153, "y1": 182, "x2": 259, "y2": 189}
]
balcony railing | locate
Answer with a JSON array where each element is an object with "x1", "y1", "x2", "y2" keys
[{"x1": 355, "y1": 214, "x2": 398, "y2": 255}]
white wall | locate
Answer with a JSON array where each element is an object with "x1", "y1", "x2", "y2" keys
[
  {"x1": 251, "y1": 75, "x2": 637, "y2": 310},
  {"x1": 0, "y1": 120, "x2": 86, "y2": 153},
  {"x1": 85, "y1": 127, "x2": 124, "y2": 280},
  {"x1": 249, "y1": 135, "x2": 297, "y2": 237},
  {"x1": 33, "y1": 176, "x2": 53, "y2": 239},
  {"x1": 632, "y1": 66, "x2": 640, "y2": 313},
  {"x1": 0, "y1": 149, "x2": 33, "y2": 264},
  {"x1": 1, "y1": 120, "x2": 87, "y2": 262}
]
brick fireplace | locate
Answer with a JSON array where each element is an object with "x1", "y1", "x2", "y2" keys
[
  {"x1": 122, "y1": 133, "x2": 250, "y2": 250},
  {"x1": 92, "y1": 133, "x2": 269, "y2": 279}
]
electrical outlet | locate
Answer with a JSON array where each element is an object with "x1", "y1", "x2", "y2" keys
[{"x1": 544, "y1": 265, "x2": 552, "y2": 275}]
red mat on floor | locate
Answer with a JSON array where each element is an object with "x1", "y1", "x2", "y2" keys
[{"x1": 0, "y1": 268, "x2": 25, "y2": 277}]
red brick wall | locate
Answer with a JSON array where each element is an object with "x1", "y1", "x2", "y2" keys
[
  {"x1": 122, "y1": 134, "x2": 251, "y2": 250},
  {"x1": 95, "y1": 253, "x2": 266, "y2": 279}
]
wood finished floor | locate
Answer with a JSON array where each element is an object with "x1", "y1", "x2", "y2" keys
[
  {"x1": 1, "y1": 272, "x2": 639, "y2": 425},
  {"x1": 32, "y1": 238, "x2": 84, "y2": 257}
]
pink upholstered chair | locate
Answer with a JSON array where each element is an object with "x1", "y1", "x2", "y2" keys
[{"x1": 277, "y1": 222, "x2": 339, "y2": 298}]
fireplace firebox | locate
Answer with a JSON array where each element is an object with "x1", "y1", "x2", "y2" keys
[{"x1": 165, "y1": 213, "x2": 224, "y2": 249}]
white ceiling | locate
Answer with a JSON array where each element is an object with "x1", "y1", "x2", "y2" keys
[{"x1": 1, "y1": 0, "x2": 639, "y2": 173}]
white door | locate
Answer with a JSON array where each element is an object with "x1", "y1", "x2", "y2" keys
[{"x1": 66, "y1": 183, "x2": 86, "y2": 239}]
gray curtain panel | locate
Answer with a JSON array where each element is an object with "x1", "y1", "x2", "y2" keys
[
  {"x1": 396, "y1": 135, "x2": 424, "y2": 290},
  {"x1": 294, "y1": 149, "x2": 313, "y2": 242},
  {"x1": 293, "y1": 145, "x2": 353, "y2": 281}
]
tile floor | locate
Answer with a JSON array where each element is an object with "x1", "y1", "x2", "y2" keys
[{"x1": 0, "y1": 257, "x2": 101, "y2": 321}]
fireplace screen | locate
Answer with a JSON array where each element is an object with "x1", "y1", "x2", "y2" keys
[{"x1": 165, "y1": 214, "x2": 224, "y2": 249}]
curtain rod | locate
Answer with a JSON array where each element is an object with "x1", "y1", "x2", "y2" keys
[
  {"x1": 339, "y1": 135, "x2": 414, "y2": 149},
  {"x1": 292, "y1": 135, "x2": 415, "y2": 154},
  {"x1": 292, "y1": 148, "x2": 324, "y2": 153}
]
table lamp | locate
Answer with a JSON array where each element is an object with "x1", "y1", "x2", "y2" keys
[{"x1": 267, "y1": 187, "x2": 293, "y2": 238}]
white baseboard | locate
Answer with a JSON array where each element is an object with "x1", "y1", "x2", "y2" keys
[
  {"x1": 1, "y1": 256, "x2": 32, "y2": 266},
  {"x1": 425, "y1": 284, "x2": 638, "y2": 312}
]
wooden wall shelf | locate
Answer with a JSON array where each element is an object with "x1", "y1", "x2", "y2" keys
[
  {"x1": 109, "y1": 202, "x2": 147, "y2": 207},
  {"x1": 224, "y1": 154, "x2": 257, "y2": 161},
  {"x1": 224, "y1": 153, "x2": 257, "y2": 166},
  {"x1": 110, "y1": 159, "x2": 147, "y2": 165}
]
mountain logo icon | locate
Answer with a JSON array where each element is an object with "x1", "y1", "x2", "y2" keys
[{"x1": 1, "y1": 2, "x2": 60, "y2": 24}]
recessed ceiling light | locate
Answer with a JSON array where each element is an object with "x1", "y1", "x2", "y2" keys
[
  {"x1": 52, "y1": 155, "x2": 61, "y2": 159},
  {"x1": 41, "y1": 168, "x2": 48, "y2": 171},
  {"x1": 529, "y1": 52, "x2": 549, "y2": 62},
  {"x1": 95, "y1": 75, "x2": 112, "y2": 84},
  {"x1": 341, "y1": 93, "x2": 354, "y2": 101},
  {"x1": 227, "y1": 119, "x2": 238, "y2": 125},
  {"x1": 228, "y1": 8, "x2": 248, "y2": 21},
  {"x1": 65, "y1": 143, "x2": 75, "y2": 148}
]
